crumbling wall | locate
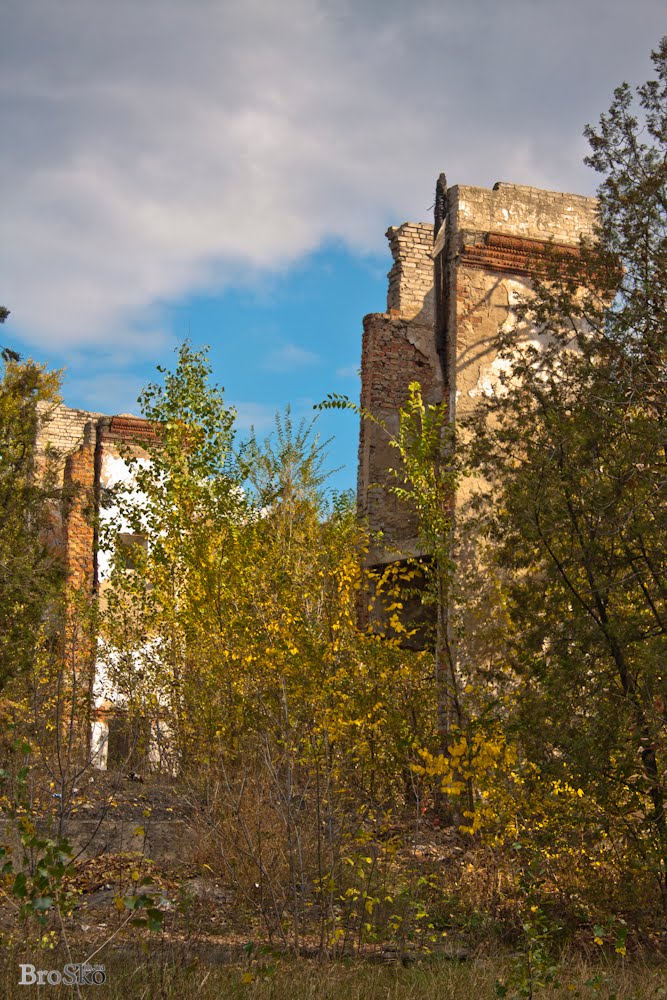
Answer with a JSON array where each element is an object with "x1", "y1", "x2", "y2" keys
[
  {"x1": 386, "y1": 222, "x2": 435, "y2": 323},
  {"x1": 36, "y1": 402, "x2": 103, "y2": 472},
  {"x1": 446, "y1": 183, "x2": 597, "y2": 422},
  {"x1": 33, "y1": 402, "x2": 175, "y2": 773},
  {"x1": 94, "y1": 414, "x2": 156, "y2": 593},
  {"x1": 358, "y1": 221, "x2": 443, "y2": 564},
  {"x1": 358, "y1": 314, "x2": 443, "y2": 563},
  {"x1": 40, "y1": 409, "x2": 160, "y2": 771},
  {"x1": 452, "y1": 182, "x2": 596, "y2": 243},
  {"x1": 36, "y1": 407, "x2": 156, "y2": 597},
  {"x1": 62, "y1": 422, "x2": 98, "y2": 594},
  {"x1": 358, "y1": 178, "x2": 598, "y2": 567}
]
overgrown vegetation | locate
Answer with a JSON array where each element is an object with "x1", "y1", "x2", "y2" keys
[
  {"x1": 0, "y1": 353, "x2": 63, "y2": 692},
  {"x1": 1, "y1": 39, "x2": 666, "y2": 999},
  {"x1": 97, "y1": 344, "x2": 438, "y2": 953},
  {"x1": 459, "y1": 36, "x2": 667, "y2": 918}
]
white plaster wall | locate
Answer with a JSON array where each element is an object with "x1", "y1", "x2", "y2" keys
[
  {"x1": 97, "y1": 452, "x2": 150, "y2": 582},
  {"x1": 466, "y1": 278, "x2": 547, "y2": 399},
  {"x1": 92, "y1": 451, "x2": 174, "y2": 770}
]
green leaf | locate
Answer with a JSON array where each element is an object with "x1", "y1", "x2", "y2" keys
[
  {"x1": 32, "y1": 896, "x2": 53, "y2": 911},
  {"x1": 12, "y1": 872, "x2": 27, "y2": 898}
]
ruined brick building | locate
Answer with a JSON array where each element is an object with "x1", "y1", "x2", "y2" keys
[
  {"x1": 36, "y1": 404, "x2": 157, "y2": 768},
  {"x1": 357, "y1": 174, "x2": 597, "y2": 570},
  {"x1": 38, "y1": 173, "x2": 598, "y2": 764},
  {"x1": 37, "y1": 405, "x2": 155, "y2": 596}
]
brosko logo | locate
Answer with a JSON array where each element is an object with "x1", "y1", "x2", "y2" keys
[{"x1": 19, "y1": 963, "x2": 106, "y2": 986}]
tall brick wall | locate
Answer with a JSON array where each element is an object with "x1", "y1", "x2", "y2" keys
[
  {"x1": 358, "y1": 177, "x2": 598, "y2": 566},
  {"x1": 358, "y1": 219, "x2": 444, "y2": 564},
  {"x1": 34, "y1": 403, "x2": 160, "y2": 769},
  {"x1": 386, "y1": 223, "x2": 435, "y2": 323},
  {"x1": 358, "y1": 313, "x2": 443, "y2": 563},
  {"x1": 62, "y1": 429, "x2": 97, "y2": 594},
  {"x1": 35, "y1": 403, "x2": 155, "y2": 596}
]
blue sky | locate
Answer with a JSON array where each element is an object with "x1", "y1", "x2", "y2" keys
[
  {"x1": 2, "y1": 0, "x2": 665, "y2": 494},
  {"x1": 158, "y1": 241, "x2": 386, "y2": 493}
]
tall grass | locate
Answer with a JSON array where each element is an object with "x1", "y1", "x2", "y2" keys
[{"x1": 0, "y1": 948, "x2": 663, "y2": 999}]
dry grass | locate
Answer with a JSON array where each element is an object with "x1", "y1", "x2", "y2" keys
[{"x1": 0, "y1": 947, "x2": 664, "y2": 999}]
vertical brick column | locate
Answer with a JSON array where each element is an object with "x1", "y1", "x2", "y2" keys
[
  {"x1": 357, "y1": 217, "x2": 444, "y2": 566},
  {"x1": 62, "y1": 423, "x2": 97, "y2": 595},
  {"x1": 386, "y1": 223, "x2": 435, "y2": 323},
  {"x1": 60, "y1": 423, "x2": 98, "y2": 762}
]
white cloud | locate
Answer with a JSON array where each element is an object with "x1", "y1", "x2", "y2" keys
[
  {"x1": 1, "y1": 0, "x2": 664, "y2": 354},
  {"x1": 263, "y1": 343, "x2": 321, "y2": 372},
  {"x1": 336, "y1": 365, "x2": 360, "y2": 378},
  {"x1": 230, "y1": 401, "x2": 275, "y2": 432},
  {"x1": 63, "y1": 371, "x2": 146, "y2": 416}
]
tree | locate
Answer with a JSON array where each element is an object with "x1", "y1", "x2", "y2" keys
[
  {"x1": 98, "y1": 342, "x2": 244, "y2": 768},
  {"x1": 466, "y1": 39, "x2": 667, "y2": 906},
  {"x1": 100, "y1": 346, "x2": 437, "y2": 949},
  {"x1": 319, "y1": 384, "x2": 459, "y2": 762},
  {"x1": 0, "y1": 351, "x2": 64, "y2": 690},
  {"x1": 1, "y1": 306, "x2": 21, "y2": 363}
]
